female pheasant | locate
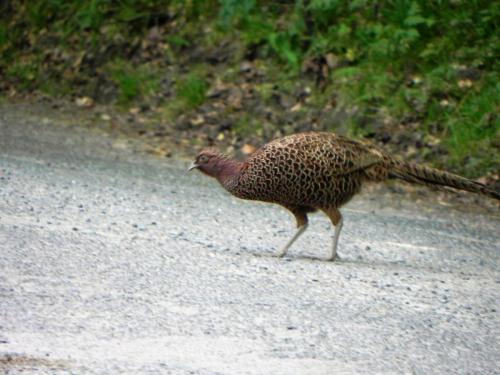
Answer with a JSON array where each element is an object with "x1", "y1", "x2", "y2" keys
[{"x1": 189, "y1": 132, "x2": 499, "y2": 261}]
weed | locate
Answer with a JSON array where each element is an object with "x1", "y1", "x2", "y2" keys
[
  {"x1": 233, "y1": 113, "x2": 262, "y2": 138},
  {"x1": 167, "y1": 35, "x2": 191, "y2": 48},
  {"x1": 6, "y1": 61, "x2": 39, "y2": 89},
  {"x1": 176, "y1": 73, "x2": 208, "y2": 108},
  {"x1": 107, "y1": 60, "x2": 160, "y2": 105},
  {"x1": 253, "y1": 83, "x2": 274, "y2": 103},
  {"x1": 444, "y1": 74, "x2": 500, "y2": 175},
  {"x1": 0, "y1": 24, "x2": 8, "y2": 50}
]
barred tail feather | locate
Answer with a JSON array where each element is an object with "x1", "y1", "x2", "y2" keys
[{"x1": 389, "y1": 161, "x2": 500, "y2": 200}]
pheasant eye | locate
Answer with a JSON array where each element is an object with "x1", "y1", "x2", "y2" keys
[{"x1": 198, "y1": 155, "x2": 209, "y2": 163}]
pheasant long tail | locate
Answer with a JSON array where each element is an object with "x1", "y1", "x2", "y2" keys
[{"x1": 388, "y1": 160, "x2": 500, "y2": 200}]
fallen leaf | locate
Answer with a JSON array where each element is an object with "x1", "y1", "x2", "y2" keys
[
  {"x1": 241, "y1": 144, "x2": 257, "y2": 155},
  {"x1": 190, "y1": 115, "x2": 205, "y2": 126},
  {"x1": 75, "y1": 97, "x2": 93, "y2": 108},
  {"x1": 146, "y1": 145, "x2": 171, "y2": 157}
]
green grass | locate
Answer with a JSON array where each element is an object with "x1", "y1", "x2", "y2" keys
[
  {"x1": 233, "y1": 113, "x2": 263, "y2": 138},
  {"x1": 166, "y1": 35, "x2": 191, "y2": 48},
  {"x1": 0, "y1": 24, "x2": 8, "y2": 50},
  {"x1": 176, "y1": 73, "x2": 208, "y2": 109},
  {"x1": 160, "y1": 72, "x2": 209, "y2": 121},
  {"x1": 443, "y1": 75, "x2": 500, "y2": 176},
  {"x1": 6, "y1": 61, "x2": 39, "y2": 89},
  {"x1": 107, "y1": 60, "x2": 160, "y2": 105}
]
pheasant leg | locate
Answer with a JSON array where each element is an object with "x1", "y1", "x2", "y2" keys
[
  {"x1": 277, "y1": 206, "x2": 310, "y2": 258},
  {"x1": 321, "y1": 208, "x2": 343, "y2": 261},
  {"x1": 329, "y1": 215, "x2": 343, "y2": 261},
  {"x1": 277, "y1": 223, "x2": 308, "y2": 257}
]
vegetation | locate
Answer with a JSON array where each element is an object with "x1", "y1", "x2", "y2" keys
[
  {"x1": 177, "y1": 73, "x2": 209, "y2": 108},
  {"x1": 0, "y1": 0, "x2": 498, "y2": 177},
  {"x1": 107, "y1": 59, "x2": 161, "y2": 105}
]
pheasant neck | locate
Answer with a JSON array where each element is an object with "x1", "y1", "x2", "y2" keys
[{"x1": 215, "y1": 158, "x2": 244, "y2": 187}]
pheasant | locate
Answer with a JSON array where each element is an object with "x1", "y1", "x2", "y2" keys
[{"x1": 189, "y1": 132, "x2": 499, "y2": 261}]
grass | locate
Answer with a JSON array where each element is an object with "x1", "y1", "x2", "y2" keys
[
  {"x1": 443, "y1": 75, "x2": 500, "y2": 176},
  {"x1": 233, "y1": 113, "x2": 263, "y2": 138},
  {"x1": 107, "y1": 60, "x2": 161, "y2": 106},
  {"x1": 176, "y1": 73, "x2": 208, "y2": 109},
  {"x1": 160, "y1": 71, "x2": 209, "y2": 121},
  {"x1": 6, "y1": 60, "x2": 39, "y2": 89}
]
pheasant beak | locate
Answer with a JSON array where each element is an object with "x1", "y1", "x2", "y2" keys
[{"x1": 187, "y1": 162, "x2": 199, "y2": 171}]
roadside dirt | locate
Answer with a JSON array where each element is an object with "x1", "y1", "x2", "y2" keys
[{"x1": 1, "y1": 99, "x2": 498, "y2": 216}]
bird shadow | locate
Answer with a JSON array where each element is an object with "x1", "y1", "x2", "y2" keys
[{"x1": 237, "y1": 247, "x2": 448, "y2": 274}]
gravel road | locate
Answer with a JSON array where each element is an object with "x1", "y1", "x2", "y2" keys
[{"x1": 0, "y1": 106, "x2": 499, "y2": 374}]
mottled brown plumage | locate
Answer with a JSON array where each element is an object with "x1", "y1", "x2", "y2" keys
[{"x1": 189, "y1": 132, "x2": 499, "y2": 260}]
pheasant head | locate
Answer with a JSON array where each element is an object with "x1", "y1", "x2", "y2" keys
[{"x1": 188, "y1": 148, "x2": 243, "y2": 184}]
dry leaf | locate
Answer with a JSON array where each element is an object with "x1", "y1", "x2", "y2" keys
[
  {"x1": 241, "y1": 144, "x2": 257, "y2": 155},
  {"x1": 190, "y1": 115, "x2": 205, "y2": 126},
  {"x1": 75, "y1": 97, "x2": 93, "y2": 108},
  {"x1": 146, "y1": 145, "x2": 171, "y2": 157}
]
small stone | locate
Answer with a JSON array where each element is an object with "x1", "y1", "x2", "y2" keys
[
  {"x1": 240, "y1": 61, "x2": 253, "y2": 72},
  {"x1": 412, "y1": 76, "x2": 422, "y2": 85},
  {"x1": 440, "y1": 99, "x2": 450, "y2": 107},
  {"x1": 325, "y1": 53, "x2": 339, "y2": 69},
  {"x1": 458, "y1": 79, "x2": 473, "y2": 88}
]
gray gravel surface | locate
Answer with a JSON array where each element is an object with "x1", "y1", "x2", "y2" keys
[{"x1": 0, "y1": 107, "x2": 499, "y2": 374}]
